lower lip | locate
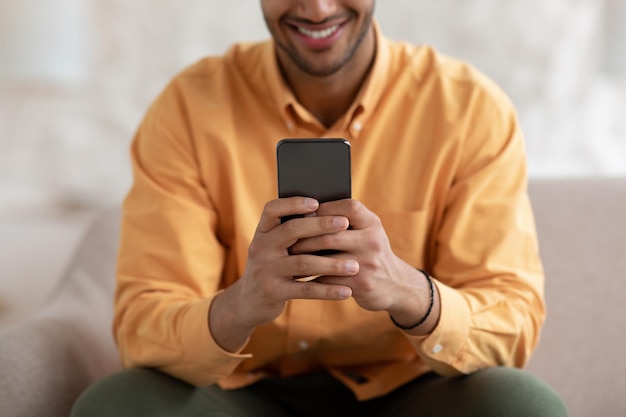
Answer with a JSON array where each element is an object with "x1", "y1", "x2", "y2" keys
[{"x1": 291, "y1": 24, "x2": 345, "y2": 50}]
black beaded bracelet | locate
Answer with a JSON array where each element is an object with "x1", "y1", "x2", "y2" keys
[{"x1": 389, "y1": 268, "x2": 435, "y2": 330}]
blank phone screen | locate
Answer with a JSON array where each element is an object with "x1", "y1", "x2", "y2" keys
[{"x1": 277, "y1": 138, "x2": 351, "y2": 203}]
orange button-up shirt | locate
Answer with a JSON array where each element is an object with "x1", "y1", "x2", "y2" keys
[{"x1": 114, "y1": 25, "x2": 545, "y2": 401}]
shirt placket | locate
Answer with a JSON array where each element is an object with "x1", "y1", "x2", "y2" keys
[{"x1": 280, "y1": 299, "x2": 323, "y2": 376}]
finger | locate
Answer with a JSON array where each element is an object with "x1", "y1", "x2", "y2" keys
[
  {"x1": 316, "y1": 199, "x2": 378, "y2": 230},
  {"x1": 257, "y1": 197, "x2": 319, "y2": 233},
  {"x1": 315, "y1": 275, "x2": 354, "y2": 287},
  {"x1": 284, "y1": 281, "x2": 353, "y2": 301},
  {"x1": 279, "y1": 254, "x2": 359, "y2": 279},
  {"x1": 289, "y1": 229, "x2": 351, "y2": 255},
  {"x1": 275, "y1": 215, "x2": 350, "y2": 249}
]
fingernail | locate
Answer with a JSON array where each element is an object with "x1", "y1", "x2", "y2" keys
[
  {"x1": 339, "y1": 288, "x2": 352, "y2": 299},
  {"x1": 345, "y1": 260, "x2": 359, "y2": 274},
  {"x1": 332, "y1": 216, "x2": 346, "y2": 227},
  {"x1": 305, "y1": 198, "x2": 319, "y2": 209}
]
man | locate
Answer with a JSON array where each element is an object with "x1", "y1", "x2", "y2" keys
[{"x1": 72, "y1": 1, "x2": 568, "y2": 416}]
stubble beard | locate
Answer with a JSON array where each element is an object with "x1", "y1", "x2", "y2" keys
[{"x1": 271, "y1": 12, "x2": 374, "y2": 78}]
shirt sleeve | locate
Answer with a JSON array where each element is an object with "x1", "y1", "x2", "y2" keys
[
  {"x1": 113, "y1": 82, "x2": 251, "y2": 386},
  {"x1": 410, "y1": 87, "x2": 545, "y2": 376}
]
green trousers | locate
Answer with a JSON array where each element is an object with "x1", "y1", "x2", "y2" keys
[{"x1": 71, "y1": 367, "x2": 568, "y2": 417}]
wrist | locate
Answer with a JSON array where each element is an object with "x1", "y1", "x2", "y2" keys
[
  {"x1": 209, "y1": 287, "x2": 256, "y2": 353},
  {"x1": 388, "y1": 268, "x2": 440, "y2": 335}
]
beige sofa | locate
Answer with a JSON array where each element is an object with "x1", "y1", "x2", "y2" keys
[{"x1": 1, "y1": 178, "x2": 624, "y2": 417}]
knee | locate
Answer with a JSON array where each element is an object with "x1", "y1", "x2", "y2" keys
[
  {"x1": 462, "y1": 367, "x2": 569, "y2": 417},
  {"x1": 70, "y1": 368, "x2": 190, "y2": 417}
]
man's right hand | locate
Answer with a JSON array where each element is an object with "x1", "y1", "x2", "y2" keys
[{"x1": 208, "y1": 197, "x2": 358, "y2": 353}]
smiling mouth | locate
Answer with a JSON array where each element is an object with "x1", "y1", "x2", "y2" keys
[{"x1": 296, "y1": 24, "x2": 340, "y2": 39}]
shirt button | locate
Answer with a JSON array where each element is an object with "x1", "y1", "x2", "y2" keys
[
  {"x1": 432, "y1": 344, "x2": 443, "y2": 354},
  {"x1": 298, "y1": 340, "x2": 310, "y2": 351}
]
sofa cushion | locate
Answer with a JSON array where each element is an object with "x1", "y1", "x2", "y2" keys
[{"x1": 527, "y1": 178, "x2": 626, "y2": 417}]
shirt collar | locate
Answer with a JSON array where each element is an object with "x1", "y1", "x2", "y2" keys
[{"x1": 262, "y1": 19, "x2": 391, "y2": 138}]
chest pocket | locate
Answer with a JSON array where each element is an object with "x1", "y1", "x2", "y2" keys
[{"x1": 377, "y1": 210, "x2": 429, "y2": 267}]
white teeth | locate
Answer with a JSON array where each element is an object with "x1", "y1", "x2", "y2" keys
[{"x1": 297, "y1": 25, "x2": 339, "y2": 39}]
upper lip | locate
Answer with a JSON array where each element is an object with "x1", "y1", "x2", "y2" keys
[{"x1": 285, "y1": 17, "x2": 349, "y2": 32}]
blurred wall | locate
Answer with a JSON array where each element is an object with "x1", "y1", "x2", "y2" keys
[{"x1": 0, "y1": 0, "x2": 625, "y2": 216}]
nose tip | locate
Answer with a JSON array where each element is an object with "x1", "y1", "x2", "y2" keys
[{"x1": 297, "y1": 0, "x2": 340, "y2": 23}]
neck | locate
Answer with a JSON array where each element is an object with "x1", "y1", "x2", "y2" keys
[{"x1": 279, "y1": 28, "x2": 376, "y2": 128}]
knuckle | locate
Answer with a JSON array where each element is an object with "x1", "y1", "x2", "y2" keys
[
  {"x1": 361, "y1": 255, "x2": 381, "y2": 271},
  {"x1": 262, "y1": 200, "x2": 273, "y2": 212},
  {"x1": 283, "y1": 218, "x2": 299, "y2": 234},
  {"x1": 293, "y1": 256, "x2": 311, "y2": 274},
  {"x1": 363, "y1": 231, "x2": 383, "y2": 251},
  {"x1": 333, "y1": 259, "x2": 348, "y2": 274},
  {"x1": 353, "y1": 199, "x2": 367, "y2": 213},
  {"x1": 359, "y1": 278, "x2": 376, "y2": 293},
  {"x1": 344, "y1": 199, "x2": 360, "y2": 214},
  {"x1": 262, "y1": 200, "x2": 278, "y2": 217},
  {"x1": 300, "y1": 283, "x2": 316, "y2": 298},
  {"x1": 320, "y1": 233, "x2": 336, "y2": 247}
]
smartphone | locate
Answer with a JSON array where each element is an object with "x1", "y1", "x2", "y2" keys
[
  {"x1": 277, "y1": 138, "x2": 351, "y2": 259},
  {"x1": 277, "y1": 138, "x2": 351, "y2": 210}
]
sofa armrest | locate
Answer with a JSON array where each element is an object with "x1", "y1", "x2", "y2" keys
[{"x1": 0, "y1": 209, "x2": 122, "y2": 417}]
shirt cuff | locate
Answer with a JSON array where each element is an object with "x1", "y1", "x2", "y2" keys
[
  {"x1": 409, "y1": 280, "x2": 474, "y2": 376},
  {"x1": 177, "y1": 294, "x2": 252, "y2": 386}
]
